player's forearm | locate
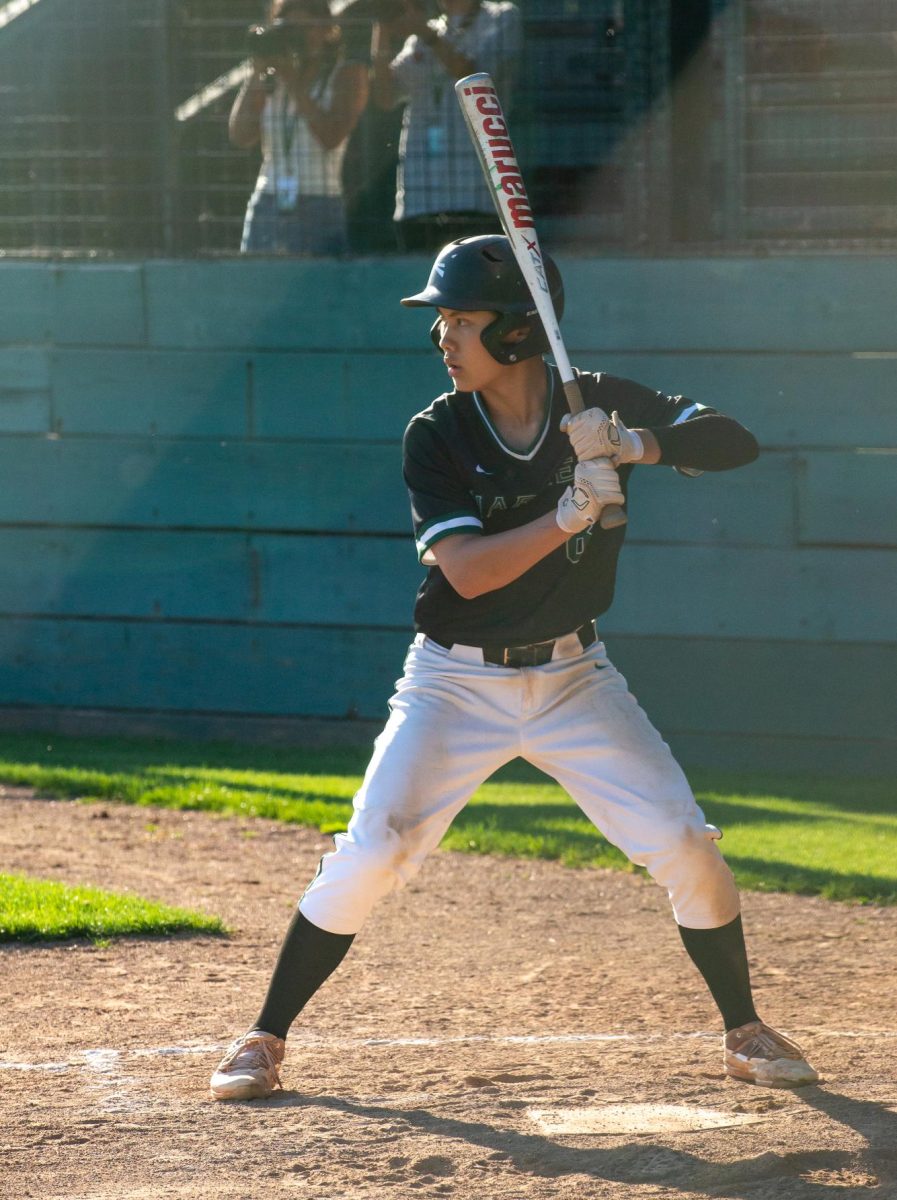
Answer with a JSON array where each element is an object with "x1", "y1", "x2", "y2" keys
[
  {"x1": 632, "y1": 429, "x2": 661, "y2": 464},
  {"x1": 649, "y1": 415, "x2": 759, "y2": 472},
  {"x1": 434, "y1": 513, "x2": 570, "y2": 600}
]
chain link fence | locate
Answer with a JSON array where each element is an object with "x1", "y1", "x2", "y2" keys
[{"x1": 1, "y1": 0, "x2": 895, "y2": 257}]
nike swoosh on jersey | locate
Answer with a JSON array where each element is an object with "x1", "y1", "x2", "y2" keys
[{"x1": 475, "y1": 464, "x2": 494, "y2": 475}]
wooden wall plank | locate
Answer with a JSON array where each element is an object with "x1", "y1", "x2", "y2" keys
[
  {"x1": 50, "y1": 348, "x2": 444, "y2": 439},
  {"x1": 0, "y1": 265, "x2": 51, "y2": 341},
  {"x1": 0, "y1": 529, "x2": 253, "y2": 620},
  {"x1": 562, "y1": 257, "x2": 897, "y2": 352},
  {"x1": 253, "y1": 534, "x2": 418, "y2": 625},
  {"x1": 0, "y1": 529, "x2": 418, "y2": 627},
  {"x1": 607, "y1": 634, "x2": 897, "y2": 742},
  {"x1": 0, "y1": 347, "x2": 50, "y2": 433},
  {"x1": 54, "y1": 265, "x2": 146, "y2": 347},
  {"x1": 0, "y1": 439, "x2": 408, "y2": 532},
  {"x1": 798, "y1": 451, "x2": 897, "y2": 546},
  {"x1": 143, "y1": 259, "x2": 430, "y2": 351},
  {"x1": 0, "y1": 347, "x2": 50, "y2": 394},
  {"x1": 629, "y1": 453, "x2": 795, "y2": 547},
  {"x1": 668, "y1": 731, "x2": 897, "y2": 777},
  {"x1": 0, "y1": 618, "x2": 408, "y2": 717},
  {"x1": 608, "y1": 545, "x2": 897, "y2": 642},
  {"x1": 52, "y1": 350, "x2": 249, "y2": 437},
  {"x1": 251, "y1": 352, "x2": 444, "y2": 440}
]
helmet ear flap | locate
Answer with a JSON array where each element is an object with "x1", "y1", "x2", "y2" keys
[
  {"x1": 481, "y1": 313, "x2": 550, "y2": 365},
  {"x1": 427, "y1": 309, "x2": 552, "y2": 367}
]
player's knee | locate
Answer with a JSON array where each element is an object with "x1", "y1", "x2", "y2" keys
[
  {"x1": 640, "y1": 820, "x2": 740, "y2": 929},
  {"x1": 298, "y1": 831, "x2": 422, "y2": 935}
]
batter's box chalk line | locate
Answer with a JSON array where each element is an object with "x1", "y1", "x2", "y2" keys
[{"x1": 0, "y1": 1027, "x2": 892, "y2": 1076}]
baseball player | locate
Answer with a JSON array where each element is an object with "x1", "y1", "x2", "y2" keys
[{"x1": 210, "y1": 235, "x2": 817, "y2": 1100}]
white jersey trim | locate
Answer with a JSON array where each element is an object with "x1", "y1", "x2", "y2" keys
[
  {"x1": 671, "y1": 401, "x2": 708, "y2": 475},
  {"x1": 472, "y1": 364, "x2": 554, "y2": 462},
  {"x1": 672, "y1": 401, "x2": 707, "y2": 424},
  {"x1": 416, "y1": 514, "x2": 483, "y2": 561}
]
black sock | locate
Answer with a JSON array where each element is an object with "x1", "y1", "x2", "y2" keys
[
  {"x1": 253, "y1": 910, "x2": 355, "y2": 1041},
  {"x1": 678, "y1": 914, "x2": 759, "y2": 1032}
]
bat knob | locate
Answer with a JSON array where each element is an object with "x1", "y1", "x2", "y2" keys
[{"x1": 600, "y1": 504, "x2": 627, "y2": 531}]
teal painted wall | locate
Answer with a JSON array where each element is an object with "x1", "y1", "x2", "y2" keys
[{"x1": 0, "y1": 257, "x2": 895, "y2": 774}]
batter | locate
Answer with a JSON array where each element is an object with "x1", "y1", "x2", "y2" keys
[{"x1": 210, "y1": 235, "x2": 818, "y2": 1099}]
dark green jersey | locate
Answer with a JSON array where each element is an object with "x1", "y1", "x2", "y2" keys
[{"x1": 403, "y1": 365, "x2": 754, "y2": 647}]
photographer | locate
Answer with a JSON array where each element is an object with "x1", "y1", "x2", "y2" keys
[
  {"x1": 229, "y1": 0, "x2": 368, "y2": 255},
  {"x1": 371, "y1": 0, "x2": 522, "y2": 252}
]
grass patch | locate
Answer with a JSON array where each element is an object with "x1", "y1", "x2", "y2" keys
[
  {"x1": 0, "y1": 731, "x2": 894, "y2": 905},
  {"x1": 0, "y1": 872, "x2": 225, "y2": 943}
]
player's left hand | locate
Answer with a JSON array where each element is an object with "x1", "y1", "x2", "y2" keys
[
  {"x1": 561, "y1": 408, "x2": 644, "y2": 466},
  {"x1": 556, "y1": 458, "x2": 625, "y2": 533}
]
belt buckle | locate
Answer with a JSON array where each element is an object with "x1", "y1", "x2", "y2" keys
[{"x1": 505, "y1": 642, "x2": 544, "y2": 668}]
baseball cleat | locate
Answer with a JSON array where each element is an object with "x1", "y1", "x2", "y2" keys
[
  {"x1": 724, "y1": 1020, "x2": 818, "y2": 1088},
  {"x1": 210, "y1": 1030, "x2": 285, "y2": 1101}
]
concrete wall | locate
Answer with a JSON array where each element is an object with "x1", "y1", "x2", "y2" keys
[{"x1": 0, "y1": 256, "x2": 894, "y2": 773}]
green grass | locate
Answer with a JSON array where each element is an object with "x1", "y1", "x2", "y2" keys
[
  {"x1": 0, "y1": 872, "x2": 225, "y2": 943},
  {"x1": 0, "y1": 731, "x2": 894, "y2": 905}
]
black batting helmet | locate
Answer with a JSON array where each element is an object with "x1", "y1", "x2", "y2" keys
[{"x1": 400, "y1": 235, "x2": 564, "y2": 366}]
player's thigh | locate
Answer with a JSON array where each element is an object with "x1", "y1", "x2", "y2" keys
[
  {"x1": 526, "y1": 644, "x2": 702, "y2": 846},
  {"x1": 347, "y1": 638, "x2": 517, "y2": 854}
]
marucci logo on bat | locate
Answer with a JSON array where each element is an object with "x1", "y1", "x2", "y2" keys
[{"x1": 461, "y1": 83, "x2": 534, "y2": 232}]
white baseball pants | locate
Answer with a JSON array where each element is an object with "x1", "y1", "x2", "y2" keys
[{"x1": 299, "y1": 633, "x2": 741, "y2": 936}]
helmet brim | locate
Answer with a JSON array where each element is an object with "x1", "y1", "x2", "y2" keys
[
  {"x1": 399, "y1": 288, "x2": 442, "y2": 308},
  {"x1": 400, "y1": 287, "x2": 533, "y2": 313}
]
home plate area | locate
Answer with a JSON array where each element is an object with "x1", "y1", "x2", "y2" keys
[{"x1": 528, "y1": 1103, "x2": 768, "y2": 1135}]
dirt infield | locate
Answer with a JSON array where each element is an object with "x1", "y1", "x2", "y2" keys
[{"x1": 2, "y1": 787, "x2": 896, "y2": 1200}]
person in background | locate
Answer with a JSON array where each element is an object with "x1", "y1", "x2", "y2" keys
[
  {"x1": 229, "y1": 0, "x2": 368, "y2": 254},
  {"x1": 370, "y1": 0, "x2": 522, "y2": 252}
]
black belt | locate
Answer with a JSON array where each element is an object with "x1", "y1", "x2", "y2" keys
[{"x1": 475, "y1": 622, "x2": 596, "y2": 668}]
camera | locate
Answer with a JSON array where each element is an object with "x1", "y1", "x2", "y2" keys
[{"x1": 245, "y1": 20, "x2": 306, "y2": 58}]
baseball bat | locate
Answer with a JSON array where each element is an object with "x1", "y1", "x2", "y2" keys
[{"x1": 455, "y1": 72, "x2": 626, "y2": 530}]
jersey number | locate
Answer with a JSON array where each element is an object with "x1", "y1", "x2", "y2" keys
[{"x1": 565, "y1": 527, "x2": 594, "y2": 565}]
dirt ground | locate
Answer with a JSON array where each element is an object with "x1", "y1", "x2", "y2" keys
[{"x1": 2, "y1": 786, "x2": 896, "y2": 1200}]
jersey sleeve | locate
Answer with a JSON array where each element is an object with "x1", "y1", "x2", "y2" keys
[
  {"x1": 590, "y1": 373, "x2": 758, "y2": 475},
  {"x1": 403, "y1": 415, "x2": 483, "y2": 563}
]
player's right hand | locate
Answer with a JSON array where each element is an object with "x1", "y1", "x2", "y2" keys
[
  {"x1": 555, "y1": 459, "x2": 625, "y2": 533},
  {"x1": 561, "y1": 408, "x2": 644, "y2": 466}
]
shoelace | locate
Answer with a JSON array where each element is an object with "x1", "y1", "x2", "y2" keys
[
  {"x1": 733, "y1": 1023, "x2": 802, "y2": 1060},
  {"x1": 220, "y1": 1035, "x2": 281, "y2": 1076}
]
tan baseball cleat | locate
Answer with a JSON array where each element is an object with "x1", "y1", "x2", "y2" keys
[
  {"x1": 724, "y1": 1021, "x2": 818, "y2": 1087},
  {"x1": 210, "y1": 1030, "x2": 285, "y2": 1101}
]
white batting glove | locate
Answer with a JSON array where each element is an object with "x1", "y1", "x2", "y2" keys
[
  {"x1": 556, "y1": 459, "x2": 625, "y2": 533},
  {"x1": 561, "y1": 408, "x2": 644, "y2": 466}
]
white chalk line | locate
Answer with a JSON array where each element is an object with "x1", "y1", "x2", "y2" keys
[{"x1": 0, "y1": 1027, "x2": 894, "y2": 1076}]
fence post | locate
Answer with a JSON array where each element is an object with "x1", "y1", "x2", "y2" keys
[
  {"x1": 716, "y1": 0, "x2": 745, "y2": 243},
  {"x1": 152, "y1": 0, "x2": 178, "y2": 256}
]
